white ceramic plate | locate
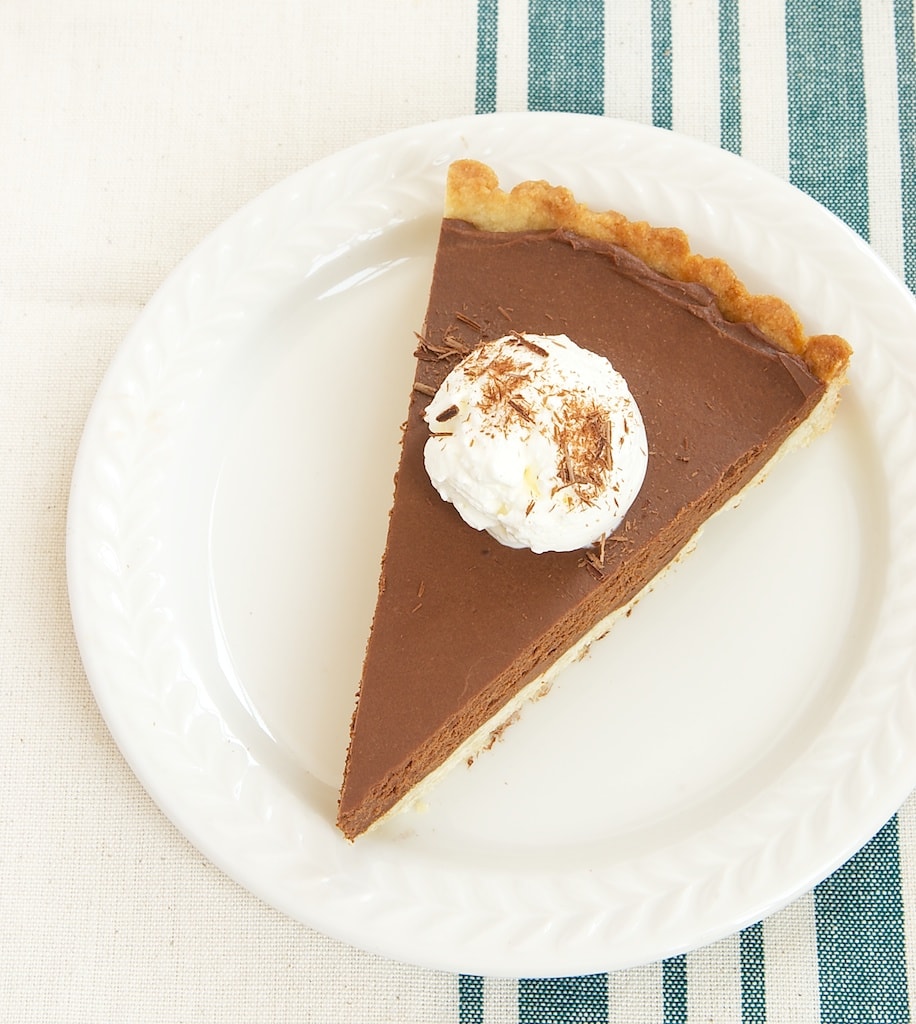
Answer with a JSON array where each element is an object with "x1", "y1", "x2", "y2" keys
[{"x1": 67, "y1": 112, "x2": 916, "y2": 977}]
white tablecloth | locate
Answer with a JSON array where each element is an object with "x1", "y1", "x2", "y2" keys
[{"x1": 3, "y1": 1, "x2": 915, "y2": 1020}]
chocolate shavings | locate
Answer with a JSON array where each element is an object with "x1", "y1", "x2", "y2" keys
[{"x1": 435, "y1": 404, "x2": 459, "y2": 423}]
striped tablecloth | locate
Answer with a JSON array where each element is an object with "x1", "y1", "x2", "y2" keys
[{"x1": 2, "y1": 1, "x2": 914, "y2": 1021}]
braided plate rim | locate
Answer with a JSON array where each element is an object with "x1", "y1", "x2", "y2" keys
[{"x1": 67, "y1": 112, "x2": 916, "y2": 977}]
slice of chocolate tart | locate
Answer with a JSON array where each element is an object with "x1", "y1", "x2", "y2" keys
[{"x1": 336, "y1": 159, "x2": 851, "y2": 841}]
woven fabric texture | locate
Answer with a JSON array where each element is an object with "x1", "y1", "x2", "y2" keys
[{"x1": 2, "y1": 0, "x2": 914, "y2": 1021}]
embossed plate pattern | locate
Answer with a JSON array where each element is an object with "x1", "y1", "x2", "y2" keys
[{"x1": 67, "y1": 113, "x2": 916, "y2": 977}]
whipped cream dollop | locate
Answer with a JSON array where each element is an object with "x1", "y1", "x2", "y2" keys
[{"x1": 422, "y1": 332, "x2": 649, "y2": 553}]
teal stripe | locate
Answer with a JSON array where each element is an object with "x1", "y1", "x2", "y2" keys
[
  {"x1": 814, "y1": 816, "x2": 910, "y2": 1023},
  {"x1": 651, "y1": 0, "x2": 673, "y2": 129},
  {"x1": 895, "y1": 0, "x2": 916, "y2": 292},
  {"x1": 786, "y1": 0, "x2": 869, "y2": 239},
  {"x1": 662, "y1": 955, "x2": 688, "y2": 1024},
  {"x1": 476, "y1": 0, "x2": 498, "y2": 114},
  {"x1": 458, "y1": 975, "x2": 484, "y2": 1024},
  {"x1": 528, "y1": 0, "x2": 604, "y2": 114},
  {"x1": 719, "y1": 0, "x2": 741, "y2": 153},
  {"x1": 740, "y1": 922, "x2": 766, "y2": 1023},
  {"x1": 519, "y1": 974, "x2": 608, "y2": 1024}
]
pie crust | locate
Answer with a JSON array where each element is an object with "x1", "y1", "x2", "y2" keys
[
  {"x1": 336, "y1": 161, "x2": 852, "y2": 841},
  {"x1": 445, "y1": 160, "x2": 851, "y2": 384}
]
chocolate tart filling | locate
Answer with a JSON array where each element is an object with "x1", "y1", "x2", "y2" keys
[{"x1": 337, "y1": 171, "x2": 849, "y2": 841}]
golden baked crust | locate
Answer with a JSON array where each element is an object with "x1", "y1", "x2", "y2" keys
[{"x1": 445, "y1": 160, "x2": 852, "y2": 384}]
